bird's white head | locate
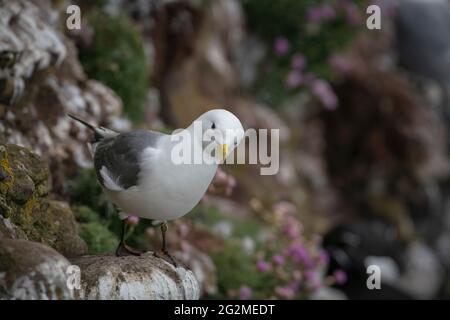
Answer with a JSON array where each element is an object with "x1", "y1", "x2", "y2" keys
[{"x1": 194, "y1": 109, "x2": 244, "y2": 162}]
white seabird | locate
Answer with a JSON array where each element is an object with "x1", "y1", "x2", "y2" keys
[{"x1": 69, "y1": 109, "x2": 244, "y2": 264}]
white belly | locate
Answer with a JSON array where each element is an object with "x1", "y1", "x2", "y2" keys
[{"x1": 105, "y1": 149, "x2": 217, "y2": 221}]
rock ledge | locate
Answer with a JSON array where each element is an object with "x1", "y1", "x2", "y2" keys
[{"x1": 71, "y1": 253, "x2": 200, "y2": 300}]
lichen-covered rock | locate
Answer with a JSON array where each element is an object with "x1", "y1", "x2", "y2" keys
[
  {"x1": 0, "y1": 0, "x2": 66, "y2": 105},
  {"x1": 0, "y1": 238, "x2": 73, "y2": 300},
  {"x1": 0, "y1": 216, "x2": 26, "y2": 240},
  {"x1": 0, "y1": 0, "x2": 129, "y2": 192},
  {"x1": 71, "y1": 253, "x2": 200, "y2": 300},
  {"x1": 0, "y1": 143, "x2": 87, "y2": 257},
  {"x1": 0, "y1": 0, "x2": 66, "y2": 73}
]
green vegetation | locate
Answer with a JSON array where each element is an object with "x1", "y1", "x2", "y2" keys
[
  {"x1": 191, "y1": 203, "x2": 276, "y2": 298},
  {"x1": 69, "y1": 169, "x2": 120, "y2": 253},
  {"x1": 79, "y1": 221, "x2": 118, "y2": 254},
  {"x1": 211, "y1": 241, "x2": 277, "y2": 299},
  {"x1": 79, "y1": 12, "x2": 149, "y2": 123},
  {"x1": 242, "y1": 0, "x2": 366, "y2": 106},
  {"x1": 69, "y1": 168, "x2": 112, "y2": 216}
]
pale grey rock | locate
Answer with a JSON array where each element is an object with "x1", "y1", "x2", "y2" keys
[
  {"x1": 0, "y1": 0, "x2": 67, "y2": 105},
  {"x1": 395, "y1": 242, "x2": 443, "y2": 299},
  {"x1": 0, "y1": 216, "x2": 27, "y2": 240},
  {"x1": 364, "y1": 256, "x2": 400, "y2": 284},
  {"x1": 174, "y1": 245, "x2": 218, "y2": 296},
  {"x1": 71, "y1": 253, "x2": 200, "y2": 300},
  {"x1": 0, "y1": 239, "x2": 73, "y2": 300},
  {"x1": 310, "y1": 287, "x2": 348, "y2": 300}
]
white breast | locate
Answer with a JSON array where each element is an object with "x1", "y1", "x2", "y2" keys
[{"x1": 105, "y1": 136, "x2": 218, "y2": 221}]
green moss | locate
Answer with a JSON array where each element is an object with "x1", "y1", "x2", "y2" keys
[
  {"x1": 73, "y1": 205, "x2": 101, "y2": 223},
  {"x1": 79, "y1": 221, "x2": 118, "y2": 254},
  {"x1": 79, "y1": 12, "x2": 149, "y2": 123},
  {"x1": 6, "y1": 144, "x2": 49, "y2": 185},
  {"x1": 0, "y1": 148, "x2": 13, "y2": 195},
  {"x1": 0, "y1": 143, "x2": 87, "y2": 256},
  {"x1": 8, "y1": 195, "x2": 40, "y2": 239},
  {"x1": 35, "y1": 183, "x2": 49, "y2": 197},
  {"x1": 22, "y1": 195, "x2": 37, "y2": 223},
  {"x1": 0, "y1": 198, "x2": 11, "y2": 218}
]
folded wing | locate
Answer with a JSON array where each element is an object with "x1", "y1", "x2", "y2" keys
[{"x1": 94, "y1": 130, "x2": 163, "y2": 190}]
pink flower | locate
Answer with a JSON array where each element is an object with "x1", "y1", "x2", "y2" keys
[
  {"x1": 307, "y1": 7, "x2": 323, "y2": 23},
  {"x1": 283, "y1": 223, "x2": 300, "y2": 239},
  {"x1": 285, "y1": 70, "x2": 302, "y2": 88},
  {"x1": 256, "y1": 260, "x2": 271, "y2": 272},
  {"x1": 275, "y1": 284, "x2": 297, "y2": 299},
  {"x1": 372, "y1": 0, "x2": 397, "y2": 18},
  {"x1": 127, "y1": 215, "x2": 140, "y2": 225},
  {"x1": 178, "y1": 223, "x2": 189, "y2": 238},
  {"x1": 291, "y1": 54, "x2": 306, "y2": 70},
  {"x1": 328, "y1": 54, "x2": 352, "y2": 73},
  {"x1": 293, "y1": 270, "x2": 302, "y2": 281},
  {"x1": 333, "y1": 269, "x2": 348, "y2": 285},
  {"x1": 318, "y1": 250, "x2": 330, "y2": 265},
  {"x1": 311, "y1": 79, "x2": 338, "y2": 110},
  {"x1": 274, "y1": 37, "x2": 290, "y2": 56},
  {"x1": 228, "y1": 176, "x2": 237, "y2": 188},
  {"x1": 273, "y1": 201, "x2": 297, "y2": 217},
  {"x1": 320, "y1": 4, "x2": 336, "y2": 20},
  {"x1": 303, "y1": 269, "x2": 315, "y2": 282},
  {"x1": 272, "y1": 254, "x2": 285, "y2": 266},
  {"x1": 239, "y1": 285, "x2": 252, "y2": 300},
  {"x1": 215, "y1": 168, "x2": 227, "y2": 180},
  {"x1": 288, "y1": 243, "x2": 308, "y2": 263},
  {"x1": 303, "y1": 270, "x2": 322, "y2": 290},
  {"x1": 302, "y1": 73, "x2": 316, "y2": 85},
  {"x1": 288, "y1": 243, "x2": 316, "y2": 268},
  {"x1": 338, "y1": 0, "x2": 362, "y2": 25},
  {"x1": 307, "y1": 4, "x2": 336, "y2": 23}
]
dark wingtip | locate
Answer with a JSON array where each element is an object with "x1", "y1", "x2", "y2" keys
[{"x1": 67, "y1": 113, "x2": 96, "y2": 131}]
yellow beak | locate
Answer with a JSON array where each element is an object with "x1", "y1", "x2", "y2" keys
[{"x1": 219, "y1": 144, "x2": 229, "y2": 161}]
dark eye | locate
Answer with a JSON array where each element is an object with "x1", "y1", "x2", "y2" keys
[{"x1": 211, "y1": 122, "x2": 216, "y2": 129}]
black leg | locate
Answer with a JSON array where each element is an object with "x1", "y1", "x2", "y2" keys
[
  {"x1": 161, "y1": 222, "x2": 168, "y2": 252},
  {"x1": 115, "y1": 219, "x2": 142, "y2": 256},
  {"x1": 154, "y1": 222, "x2": 178, "y2": 266}
]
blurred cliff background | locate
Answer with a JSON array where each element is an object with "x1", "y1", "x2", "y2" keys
[{"x1": 1, "y1": 0, "x2": 450, "y2": 299}]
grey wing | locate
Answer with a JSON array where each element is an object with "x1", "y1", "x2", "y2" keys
[{"x1": 93, "y1": 130, "x2": 163, "y2": 190}]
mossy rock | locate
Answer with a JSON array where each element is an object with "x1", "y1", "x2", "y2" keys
[
  {"x1": 0, "y1": 144, "x2": 49, "y2": 187},
  {"x1": 79, "y1": 12, "x2": 149, "y2": 124},
  {"x1": 0, "y1": 143, "x2": 87, "y2": 257}
]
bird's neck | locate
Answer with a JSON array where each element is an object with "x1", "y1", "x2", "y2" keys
[{"x1": 164, "y1": 127, "x2": 218, "y2": 168}]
